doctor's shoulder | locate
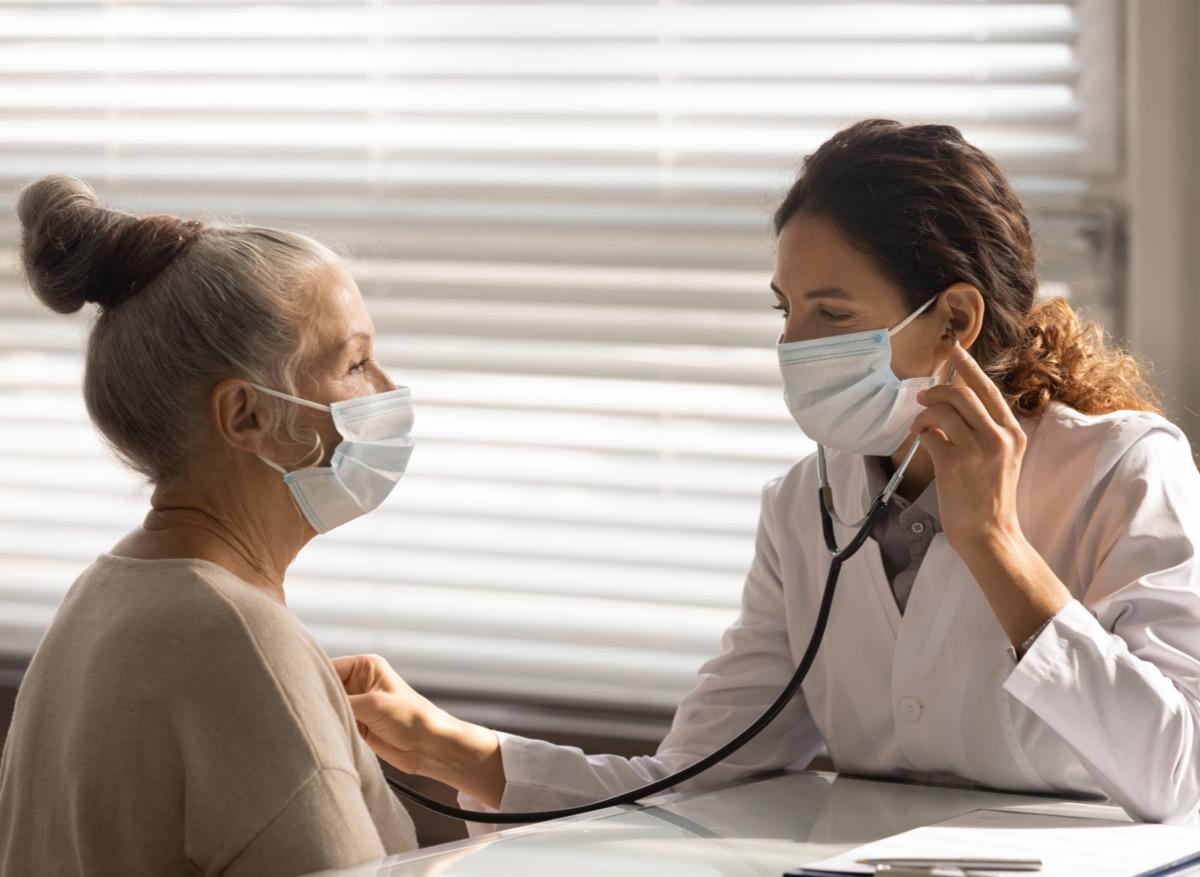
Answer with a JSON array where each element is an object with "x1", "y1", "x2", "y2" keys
[
  {"x1": 1027, "y1": 400, "x2": 1196, "y2": 490},
  {"x1": 754, "y1": 449, "x2": 823, "y2": 534},
  {"x1": 1017, "y1": 401, "x2": 1200, "y2": 567}
]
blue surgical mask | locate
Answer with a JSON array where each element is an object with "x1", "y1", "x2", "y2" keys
[
  {"x1": 251, "y1": 383, "x2": 415, "y2": 533},
  {"x1": 777, "y1": 295, "x2": 947, "y2": 456}
]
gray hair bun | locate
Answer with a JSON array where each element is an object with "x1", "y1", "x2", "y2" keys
[{"x1": 17, "y1": 174, "x2": 203, "y2": 314}]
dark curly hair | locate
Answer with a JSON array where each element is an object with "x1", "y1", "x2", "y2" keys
[{"x1": 774, "y1": 119, "x2": 1162, "y2": 418}]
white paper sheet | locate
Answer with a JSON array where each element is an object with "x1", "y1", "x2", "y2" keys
[{"x1": 792, "y1": 809, "x2": 1200, "y2": 877}]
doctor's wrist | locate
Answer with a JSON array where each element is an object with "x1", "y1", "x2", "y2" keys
[
  {"x1": 423, "y1": 714, "x2": 506, "y2": 809},
  {"x1": 953, "y1": 521, "x2": 1026, "y2": 558},
  {"x1": 955, "y1": 525, "x2": 1073, "y2": 651}
]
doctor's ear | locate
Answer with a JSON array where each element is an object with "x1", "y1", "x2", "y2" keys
[
  {"x1": 208, "y1": 379, "x2": 273, "y2": 456},
  {"x1": 936, "y1": 283, "x2": 985, "y2": 350}
]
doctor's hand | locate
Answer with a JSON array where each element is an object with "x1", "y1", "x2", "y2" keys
[
  {"x1": 332, "y1": 654, "x2": 506, "y2": 809},
  {"x1": 908, "y1": 340, "x2": 1028, "y2": 554},
  {"x1": 907, "y1": 340, "x2": 1073, "y2": 651}
]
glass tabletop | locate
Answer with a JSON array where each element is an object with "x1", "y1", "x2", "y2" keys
[{"x1": 310, "y1": 771, "x2": 1125, "y2": 877}]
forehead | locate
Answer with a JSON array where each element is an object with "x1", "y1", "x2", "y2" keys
[
  {"x1": 772, "y1": 214, "x2": 902, "y2": 321},
  {"x1": 774, "y1": 213, "x2": 901, "y2": 309},
  {"x1": 309, "y1": 263, "x2": 372, "y2": 348}
]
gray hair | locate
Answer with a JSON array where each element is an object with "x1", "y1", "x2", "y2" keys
[{"x1": 18, "y1": 175, "x2": 336, "y2": 485}]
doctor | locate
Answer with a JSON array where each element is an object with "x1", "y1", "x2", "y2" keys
[{"x1": 334, "y1": 119, "x2": 1200, "y2": 824}]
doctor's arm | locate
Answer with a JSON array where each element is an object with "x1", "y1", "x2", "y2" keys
[
  {"x1": 911, "y1": 340, "x2": 1073, "y2": 650},
  {"x1": 999, "y1": 428, "x2": 1200, "y2": 824},
  {"x1": 913, "y1": 343, "x2": 1200, "y2": 822},
  {"x1": 334, "y1": 481, "x2": 825, "y2": 814}
]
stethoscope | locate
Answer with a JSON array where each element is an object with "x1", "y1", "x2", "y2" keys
[{"x1": 386, "y1": 364, "x2": 957, "y2": 824}]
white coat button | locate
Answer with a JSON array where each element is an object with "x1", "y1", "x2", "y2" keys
[
  {"x1": 910, "y1": 521, "x2": 926, "y2": 535},
  {"x1": 899, "y1": 697, "x2": 923, "y2": 721}
]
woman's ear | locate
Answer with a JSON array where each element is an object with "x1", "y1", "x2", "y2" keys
[
  {"x1": 209, "y1": 379, "x2": 270, "y2": 456},
  {"x1": 938, "y1": 282, "x2": 985, "y2": 350}
]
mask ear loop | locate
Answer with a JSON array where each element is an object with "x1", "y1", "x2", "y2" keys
[
  {"x1": 248, "y1": 381, "x2": 332, "y2": 412},
  {"x1": 256, "y1": 451, "x2": 323, "y2": 534},
  {"x1": 886, "y1": 292, "x2": 940, "y2": 336},
  {"x1": 247, "y1": 382, "x2": 330, "y2": 475},
  {"x1": 257, "y1": 454, "x2": 288, "y2": 475}
]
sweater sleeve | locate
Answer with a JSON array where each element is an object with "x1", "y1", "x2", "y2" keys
[
  {"x1": 171, "y1": 571, "x2": 417, "y2": 871},
  {"x1": 221, "y1": 768, "x2": 386, "y2": 876}
]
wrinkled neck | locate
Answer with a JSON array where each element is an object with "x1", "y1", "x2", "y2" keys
[{"x1": 121, "y1": 474, "x2": 312, "y2": 604}]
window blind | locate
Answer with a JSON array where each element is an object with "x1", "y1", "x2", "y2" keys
[{"x1": 0, "y1": 0, "x2": 1119, "y2": 710}]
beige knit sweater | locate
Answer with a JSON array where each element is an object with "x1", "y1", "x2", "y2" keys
[{"x1": 0, "y1": 553, "x2": 416, "y2": 876}]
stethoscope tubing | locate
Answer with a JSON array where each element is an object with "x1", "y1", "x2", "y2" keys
[
  {"x1": 385, "y1": 462, "x2": 895, "y2": 823},
  {"x1": 386, "y1": 363, "x2": 956, "y2": 822}
]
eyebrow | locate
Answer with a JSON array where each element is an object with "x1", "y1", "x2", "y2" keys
[
  {"x1": 322, "y1": 332, "x2": 371, "y2": 361},
  {"x1": 770, "y1": 283, "x2": 854, "y2": 302}
]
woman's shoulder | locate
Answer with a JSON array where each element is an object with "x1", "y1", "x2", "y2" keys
[
  {"x1": 73, "y1": 555, "x2": 344, "y2": 711},
  {"x1": 78, "y1": 554, "x2": 295, "y2": 648},
  {"x1": 73, "y1": 554, "x2": 360, "y2": 763},
  {"x1": 48, "y1": 557, "x2": 398, "y2": 864},
  {"x1": 172, "y1": 561, "x2": 347, "y2": 704},
  {"x1": 1017, "y1": 403, "x2": 1199, "y2": 543},
  {"x1": 1030, "y1": 401, "x2": 1194, "y2": 480}
]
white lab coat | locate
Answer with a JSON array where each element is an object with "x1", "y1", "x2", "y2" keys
[{"x1": 462, "y1": 401, "x2": 1200, "y2": 824}]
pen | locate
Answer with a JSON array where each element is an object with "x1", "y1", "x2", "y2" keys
[
  {"x1": 858, "y1": 858, "x2": 1043, "y2": 872},
  {"x1": 868, "y1": 869, "x2": 981, "y2": 877},
  {"x1": 866, "y1": 868, "x2": 976, "y2": 877}
]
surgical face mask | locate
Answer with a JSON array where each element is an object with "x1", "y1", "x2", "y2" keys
[
  {"x1": 777, "y1": 294, "x2": 946, "y2": 456},
  {"x1": 251, "y1": 383, "x2": 414, "y2": 534}
]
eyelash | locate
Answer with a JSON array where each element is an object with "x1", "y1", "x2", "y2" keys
[
  {"x1": 772, "y1": 304, "x2": 849, "y2": 322},
  {"x1": 348, "y1": 357, "x2": 370, "y2": 375}
]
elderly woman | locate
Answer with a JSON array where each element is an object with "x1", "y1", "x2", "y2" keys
[{"x1": 0, "y1": 176, "x2": 417, "y2": 874}]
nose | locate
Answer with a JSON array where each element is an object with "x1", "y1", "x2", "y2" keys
[
  {"x1": 780, "y1": 322, "x2": 817, "y2": 345},
  {"x1": 372, "y1": 363, "x2": 398, "y2": 394},
  {"x1": 779, "y1": 312, "x2": 819, "y2": 345}
]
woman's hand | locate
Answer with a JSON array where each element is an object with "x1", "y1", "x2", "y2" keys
[
  {"x1": 909, "y1": 339, "x2": 1027, "y2": 553},
  {"x1": 332, "y1": 654, "x2": 506, "y2": 809},
  {"x1": 909, "y1": 340, "x2": 1071, "y2": 649}
]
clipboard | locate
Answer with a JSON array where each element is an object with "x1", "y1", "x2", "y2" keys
[{"x1": 784, "y1": 809, "x2": 1200, "y2": 877}]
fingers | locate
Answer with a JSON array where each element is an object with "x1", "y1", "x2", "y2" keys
[
  {"x1": 910, "y1": 404, "x2": 972, "y2": 448},
  {"x1": 363, "y1": 653, "x2": 403, "y2": 692},
  {"x1": 914, "y1": 346, "x2": 1020, "y2": 450},
  {"x1": 915, "y1": 385, "x2": 991, "y2": 441},
  {"x1": 360, "y1": 727, "x2": 420, "y2": 774},
  {"x1": 916, "y1": 422, "x2": 954, "y2": 463},
  {"x1": 349, "y1": 694, "x2": 428, "y2": 775},
  {"x1": 331, "y1": 653, "x2": 402, "y2": 695},
  {"x1": 945, "y1": 342, "x2": 1018, "y2": 429},
  {"x1": 911, "y1": 343, "x2": 1030, "y2": 469},
  {"x1": 348, "y1": 691, "x2": 388, "y2": 724}
]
